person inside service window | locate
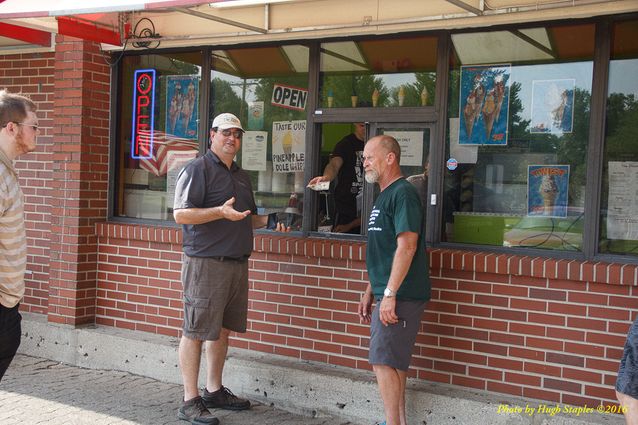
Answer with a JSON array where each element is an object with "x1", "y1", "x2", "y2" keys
[
  {"x1": 172, "y1": 113, "x2": 287, "y2": 425},
  {"x1": 308, "y1": 122, "x2": 366, "y2": 234}
]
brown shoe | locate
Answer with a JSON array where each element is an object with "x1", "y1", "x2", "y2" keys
[
  {"x1": 178, "y1": 396, "x2": 220, "y2": 424},
  {"x1": 202, "y1": 386, "x2": 251, "y2": 410}
]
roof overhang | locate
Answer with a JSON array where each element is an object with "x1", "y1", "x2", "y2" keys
[{"x1": 0, "y1": 0, "x2": 637, "y2": 54}]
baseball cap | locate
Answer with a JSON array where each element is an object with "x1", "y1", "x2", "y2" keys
[{"x1": 212, "y1": 113, "x2": 244, "y2": 132}]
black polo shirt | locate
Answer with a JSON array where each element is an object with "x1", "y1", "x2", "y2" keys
[{"x1": 174, "y1": 150, "x2": 257, "y2": 258}]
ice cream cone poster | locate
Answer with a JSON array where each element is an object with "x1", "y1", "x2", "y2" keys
[
  {"x1": 530, "y1": 79, "x2": 575, "y2": 134},
  {"x1": 247, "y1": 101, "x2": 265, "y2": 130},
  {"x1": 459, "y1": 64, "x2": 510, "y2": 145},
  {"x1": 272, "y1": 120, "x2": 306, "y2": 173},
  {"x1": 527, "y1": 165, "x2": 569, "y2": 217},
  {"x1": 165, "y1": 75, "x2": 199, "y2": 139}
]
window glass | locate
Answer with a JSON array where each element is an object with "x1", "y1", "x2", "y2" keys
[
  {"x1": 313, "y1": 123, "x2": 366, "y2": 234},
  {"x1": 599, "y1": 19, "x2": 638, "y2": 256},
  {"x1": 444, "y1": 24, "x2": 594, "y2": 251},
  {"x1": 210, "y1": 45, "x2": 309, "y2": 231},
  {"x1": 115, "y1": 52, "x2": 203, "y2": 221},
  {"x1": 319, "y1": 36, "x2": 437, "y2": 108}
]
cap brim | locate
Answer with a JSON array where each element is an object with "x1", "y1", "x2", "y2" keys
[{"x1": 216, "y1": 124, "x2": 245, "y2": 131}]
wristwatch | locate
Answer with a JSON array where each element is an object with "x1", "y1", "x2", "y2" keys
[{"x1": 383, "y1": 287, "x2": 396, "y2": 298}]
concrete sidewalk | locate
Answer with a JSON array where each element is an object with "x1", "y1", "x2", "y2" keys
[
  {"x1": 0, "y1": 354, "x2": 353, "y2": 425},
  {"x1": 12, "y1": 315, "x2": 626, "y2": 425}
]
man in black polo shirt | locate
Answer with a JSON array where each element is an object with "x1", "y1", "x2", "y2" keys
[
  {"x1": 308, "y1": 123, "x2": 365, "y2": 234},
  {"x1": 173, "y1": 113, "x2": 276, "y2": 425}
]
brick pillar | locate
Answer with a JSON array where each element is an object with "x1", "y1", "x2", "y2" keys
[{"x1": 47, "y1": 35, "x2": 110, "y2": 325}]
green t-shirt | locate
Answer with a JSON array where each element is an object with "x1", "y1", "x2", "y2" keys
[{"x1": 366, "y1": 178, "x2": 430, "y2": 301}]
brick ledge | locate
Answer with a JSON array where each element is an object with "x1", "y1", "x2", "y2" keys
[{"x1": 96, "y1": 222, "x2": 636, "y2": 285}]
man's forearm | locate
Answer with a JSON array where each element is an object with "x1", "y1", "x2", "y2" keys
[
  {"x1": 173, "y1": 207, "x2": 224, "y2": 225},
  {"x1": 386, "y1": 233, "x2": 418, "y2": 292}
]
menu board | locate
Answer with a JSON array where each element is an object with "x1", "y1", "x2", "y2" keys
[{"x1": 607, "y1": 161, "x2": 638, "y2": 241}]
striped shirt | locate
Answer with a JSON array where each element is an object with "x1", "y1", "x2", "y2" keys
[{"x1": 0, "y1": 148, "x2": 26, "y2": 308}]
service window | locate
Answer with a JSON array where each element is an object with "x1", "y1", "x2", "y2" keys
[
  {"x1": 599, "y1": 19, "x2": 638, "y2": 256},
  {"x1": 443, "y1": 24, "x2": 594, "y2": 251},
  {"x1": 114, "y1": 51, "x2": 203, "y2": 221},
  {"x1": 314, "y1": 35, "x2": 437, "y2": 235}
]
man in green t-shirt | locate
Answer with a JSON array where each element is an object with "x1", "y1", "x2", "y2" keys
[{"x1": 358, "y1": 135, "x2": 430, "y2": 425}]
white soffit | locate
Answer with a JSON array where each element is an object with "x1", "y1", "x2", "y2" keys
[
  {"x1": 321, "y1": 41, "x2": 368, "y2": 72},
  {"x1": 280, "y1": 44, "x2": 309, "y2": 73},
  {"x1": 452, "y1": 30, "x2": 554, "y2": 65}
]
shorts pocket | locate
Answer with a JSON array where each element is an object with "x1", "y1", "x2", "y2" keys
[{"x1": 183, "y1": 296, "x2": 210, "y2": 333}]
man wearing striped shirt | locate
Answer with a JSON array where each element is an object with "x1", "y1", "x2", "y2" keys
[{"x1": 0, "y1": 90, "x2": 38, "y2": 382}]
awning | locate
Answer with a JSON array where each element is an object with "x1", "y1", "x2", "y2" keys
[
  {"x1": 1, "y1": 0, "x2": 636, "y2": 53},
  {"x1": 0, "y1": 0, "x2": 210, "y2": 49}
]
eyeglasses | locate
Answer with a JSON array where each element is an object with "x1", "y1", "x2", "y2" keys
[
  {"x1": 3, "y1": 122, "x2": 39, "y2": 132},
  {"x1": 17, "y1": 122, "x2": 39, "y2": 132},
  {"x1": 219, "y1": 129, "x2": 243, "y2": 139}
]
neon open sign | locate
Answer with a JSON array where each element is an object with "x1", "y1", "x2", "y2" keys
[{"x1": 131, "y1": 69, "x2": 156, "y2": 159}]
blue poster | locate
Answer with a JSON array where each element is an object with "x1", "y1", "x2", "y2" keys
[
  {"x1": 530, "y1": 79, "x2": 575, "y2": 134},
  {"x1": 166, "y1": 75, "x2": 199, "y2": 139},
  {"x1": 459, "y1": 64, "x2": 511, "y2": 145},
  {"x1": 527, "y1": 165, "x2": 570, "y2": 217}
]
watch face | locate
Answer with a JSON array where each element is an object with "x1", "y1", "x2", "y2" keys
[{"x1": 384, "y1": 288, "x2": 392, "y2": 296}]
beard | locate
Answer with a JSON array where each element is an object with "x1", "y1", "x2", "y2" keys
[
  {"x1": 365, "y1": 169, "x2": 379, "y2": 184},
  {"x1": 15, "y1": 132, "x2": 34, "y2": 155}
]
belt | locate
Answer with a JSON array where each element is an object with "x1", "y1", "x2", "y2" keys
[{"x1": 211, "y1": 256, "x2": 249, "y2": 262}]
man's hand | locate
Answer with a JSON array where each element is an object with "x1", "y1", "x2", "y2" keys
[
  {"x1": 358, "y1": 291, "x2": 374, "y2": 324},
  {"x1": 378, "y1": 296, "x2": 398, "y2": 326},
  {"x1": 275, "y1": 222, "x2": 291, "y2": 232},
  {"x1": 221, "y1": 197, "x2": 251, "y2": 221},
  {"x1": 308, "y1": 175, "x2": 329, "y2": 187},
  {"x1": 332, "y1": 217, "x2": 361, "y2": 233}
]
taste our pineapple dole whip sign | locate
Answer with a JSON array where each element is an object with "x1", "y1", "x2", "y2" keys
[{"x1": 272, "y1": 120, "x2": 306, "y2": 173}]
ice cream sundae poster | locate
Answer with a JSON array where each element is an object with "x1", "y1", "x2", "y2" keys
[
  {"x1": 459, "y1": 64, "x2": 511, "y2": 146},
  {"x1": 527, "y1": 165, "x2": 569, "y2": 217},
  {"x1": 271, "y1": 120, "x2": 306, "y2": 173},
  {"x1": 530, "y1": 79, "x2": 575, "y2": 134},
  {"x1": 165, "y1": 75, "x2": 199, "y2": 139}
]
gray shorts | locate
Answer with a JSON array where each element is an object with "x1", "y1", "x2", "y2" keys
[
  {"x1": 181, "y1": 255, "x2": 249, "y2": 341},
  {"x1": 369, "y1": 299, "x2": 426, "y2": 371},
  {"x1": 617, "y1": 316, "x2": 638, "y2": 397}
]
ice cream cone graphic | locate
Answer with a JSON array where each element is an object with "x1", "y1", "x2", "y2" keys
[
  {"x1": 493, "y1": 76, "x2": 505, "y2": 123},
  {"x1": 398, "y1": 86, "x2": 405, "y2": 106},
  {"x1": 327, "y1": 88, "x2": 334, "y2": 108},
  {"x1": 463, "y1": 93, "x2": 477, "y2": 138},
  {"x1": 539, "y1": 175, "x2": 559, "y2": 216},
  {"x1": 482, "y1": 89, "x2": 496, "y2": 139},
  {"x1": 282, "y1": 131, "x2": 293, "y2": 155},
  {"x1": 372, "y1": 88, "x2": 379, "y2": 107},
  {"x1": 420, "y1": 86, "x2": 428, "y2": 106},
  {"x1": 351, "y1": 94, "x2": 358, "y2": 108}
]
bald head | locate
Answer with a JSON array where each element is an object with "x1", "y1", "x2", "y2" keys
[
  {"x1": 363, "y1": 135, "x2": 403, "y2": 189},
  {"x1": 370, "y1": 135, "x2": 401, "y2": 164}
]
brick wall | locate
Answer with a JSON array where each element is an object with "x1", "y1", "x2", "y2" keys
[
  {"x1": 47, "y1": 35, "x2": 110, "y2": 326},
  {"x1": 0, "y1": 51, "x2": 55, "y2": 315},
  {"x1": 96, "y1": 222, "x2": 638, "y2": 408}
]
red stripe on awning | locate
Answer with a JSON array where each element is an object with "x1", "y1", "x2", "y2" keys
[
  {"x1": 0, "y1": 22, "x2": 51, "y2": 46},
  {"x1": 56, "y1": 16, "x2": 122, "y2": 46}
]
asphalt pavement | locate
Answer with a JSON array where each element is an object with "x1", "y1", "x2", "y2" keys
[{"x1": 0, "y1": 354, "x2": 357, "y2": 425}]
